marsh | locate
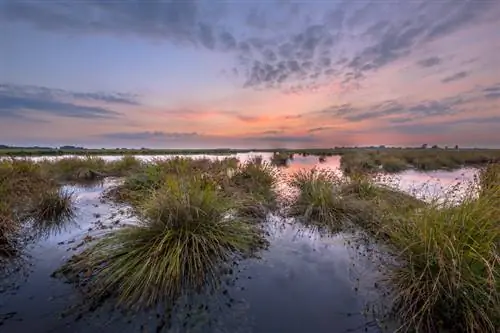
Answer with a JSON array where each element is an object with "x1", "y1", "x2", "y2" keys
[{"x1": 0, "y1": 153, "x2": 497, "y2": 333}]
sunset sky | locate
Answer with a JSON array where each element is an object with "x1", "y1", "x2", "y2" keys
[{"x1": 1, "y1": 0, "x2": 500, "y2": 148}]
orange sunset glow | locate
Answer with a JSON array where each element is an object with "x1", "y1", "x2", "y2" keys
[{"x1": 1, "y1": 1, "x2": 500, "y2": 148}]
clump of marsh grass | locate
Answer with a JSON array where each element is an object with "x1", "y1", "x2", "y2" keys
[
  {"x1": 44, "y1": 156, "x2": 107, "y2": 181},
  {"x1": 224, "y1": 158, "x2": 279, "y2": 220},
  {"x1": 384, "y1": 182, "x2": 500, "y2": 332},
  {"x1": 59, "y1": 175, "x2": 264, "y2": 310},
  {"x1": 341, "y1": 152, "x2": 379, "y2": 175},
  {"x1": 0, "y1": 158, "x2": 59, "y2": 254},
  {"x1": 287, "y1": 169, "x2": 353, "y2": 232},
  {"x1": 270, "y1": 152, "x2": 289, "y2": 166},
  {"x1": 107, "y1": 155, "x2": 143, "y2": 176},
  {"x1": 230, "y1": 158, "x2": 277, "y2": 204},
  {"x1": 0, "y1": 204, "x2": 18, "y2": 257},
  {"x1": 380, "y1": 156, "x2": 407, "y2": 173},
  {"x1": 478, "y1": 162, "x2": 499, "y2": 198},
  {"x1": 28, "y1": 189, "x2": 76, "y2": 238}
]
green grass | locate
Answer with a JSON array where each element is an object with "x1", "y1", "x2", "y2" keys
[
  {"x1": 478, "y1": 163, "x2": 500, "y2": 198},
  {"x1": 0, "y1": 203, "x2": 18, "y2": 257},
  {"x1": 28, "y1": 189, "x2": 76, "y2": 238},
  {"x1": 287, "y1": 169, "x2": 351, "y2": 232},
  {"x1": 106, "y1": 155, "x2": 144, "y2": 176},
  {"x1": 341, "y1": 149, "x2": 500, "y2": 173},
  {"x1": 0, "y1": 158, "x2": 58, "y2": 256},
  {"x1": 384, "y1": 181, "x2": 500, "y2": 332},
  {"x1": 59, "y1": 174, "x2": 265, "y2": 309},
  {"x1": 270, "y1": 152, "x2": 290, "y2": 166}
]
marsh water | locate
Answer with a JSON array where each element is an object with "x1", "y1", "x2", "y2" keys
[{"x1": 0, "y1": 154, "x2": 477, "y2": 333}]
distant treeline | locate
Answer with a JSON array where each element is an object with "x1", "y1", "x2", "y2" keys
[{"x1": 0, "y1": 145, "x2": 499, "y2": 157}]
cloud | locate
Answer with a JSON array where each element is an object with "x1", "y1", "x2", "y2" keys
[
  {"x1": 386, "y1": 115, "x2": 500, "y2": 137},
  {"x1": 236, "y1": 114, "x2": 267, "y2": 123},
  {"x1": 311, "y1": 93, "x2": 470, "y2": 124},
  {"x1": 100, "y1": 130, "x2": 318, "y2": 146},
  {"x1": 483, "y1": 83, "x2": 500, "y2": 99},
  {"x1": 441, "y1": 71, "x2": 469, "y2": 83},
  {"x1": 0, "y1": 84, "x2": 140, "y2": 105},
  {"x1": 3, "y1": 0, "x2": 497, "y2": 92},
  {"x1": 0, "y1": 84, "x2": 123, "y2": 119},
  {"x1": 257, "y1": 130, "x2": 285, "y2": 135},
  {"x1": 308, "y1": 126, "x2": 336, "y2": 133},
  {"x1": 101, "y1": 131, "x2": 199, "y2": 141},
  {"x1": 416, "y1": 56, "x2": 442, "y2": 68},
  {"x1": 248, "y1": 135, "x2": 318, "y2": 143}
]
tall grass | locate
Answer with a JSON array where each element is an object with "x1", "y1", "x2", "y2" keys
[
  {"x1": 42, "y1": 156, "x2": 107, "y2": 181},
  {"x1": 28, "y1": 189, "x2": 76, "y2": 238},
  {"x1": 478, "y1": 163, "x2": 500, "y2": 197},
  {"x1": 228, "y1": 158, "x2": 278, "y2": 218},
  {"x1": 107, "y1": 155, "x2": 143, "y2": 176},
  {"x1": 0, "y1": 159, "x2": 57, "y2": 256},
  {"x1": 270, "y1": 152, "x2": 289, "y2": 166},
  {"x1": 341, "y1": 149, "x2": 500, "y2": 173},
  {"x1": 60, "y1": 175, "x2": 264, "y2": 309},
  {"x1": 288, "y1": 169, "x2": 351, "y2": 232},
  {"x1": 384, "y1": 173, "x2": 500, "y2": 332},
  {"x1": 230, "y1": 158, "x2": 277, "y2": 200},
  {"x1": 0, "y1": 203, "x2": 18, "y2": 257}
]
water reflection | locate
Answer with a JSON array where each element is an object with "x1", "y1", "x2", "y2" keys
[
  {"x1": 1, "y1": 153, "x2": 479, "y2": 332},
  {"x1": 0, "y1": 181, "x2": 387, "y2": 333}
]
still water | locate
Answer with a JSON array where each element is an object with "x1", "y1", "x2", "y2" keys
[{"x1": 0, "y1": 154, "x2": 477, "y2": 332}]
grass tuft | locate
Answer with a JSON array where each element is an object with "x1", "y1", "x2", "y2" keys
[
  {"x1": 28, "y1": 189, "x2": 76, "y2": 237},
  {"x1": 229, "y1": 158, "x2": 278, "y2": 204},
  {"x1": 384, "y1": 179, "x2": 500, "y2": 332},
  {"x1": 288, "y1": 169, "x2": 351, "y2": 232},
  {"x1": 59, "y1": 175, "x2": 264, "y2": 309}
]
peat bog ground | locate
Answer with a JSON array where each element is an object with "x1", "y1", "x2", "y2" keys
[{"x1": 0, "y1": 152, "x2": 498, "y2": 333}]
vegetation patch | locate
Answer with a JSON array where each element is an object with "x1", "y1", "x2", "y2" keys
[
  {"x1": 341, "y1": 149, "x2": 500, "y2": 173},
  {"x1": 383, "y1": 177, "x2": 500, "y2": 332},
  {"x1": 28, "y1": 189, "x2": 76, "y2": 238},
  {"x1": 57, "y1": 175, "x2": 266, "y2": 310}
]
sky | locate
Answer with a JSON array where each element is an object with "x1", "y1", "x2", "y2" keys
[{"x1": 1, "y1": 0, "x2": 500, "y2": 149}]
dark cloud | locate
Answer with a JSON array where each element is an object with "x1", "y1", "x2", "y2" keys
[
  {"x1": 441, "y1": 71, "x2": 469, "y2": 83},
  {"x1": 311, "y1": 94, "x2": 469, "y2": 123},
  {"x1": 1, "y1": 0, "x2": 498, "y2": 92},
  {"x1": 314, "y1": 103, "x2": 357, "y2": 117},
  {"x1": 0, "y1": 84, "x2": 139, "y2": 105},
  {"x1": 250, "y1": 135, "x2": 318, "y2": 143},
  {"x1": 1, "y1": 0, "x2": 201, "y2": 43},
  {"x1": 0, "y1": 84, "x2": 122, "y2": 119},
  {"x1": 483, "y1": 83, "x2": 500, "y2": 99},
  {"x1": 387, "y1": 115, "x2": 500, "y2": 137},
  {"x1": 101, "y1": 131, "x2": 199, "y2": 141},
  {"x1": 236, "y1": 115, "x2": 263, "y2": 123},
  {"x1": 257, "y1": 130, "x2": 285, "y2": 135},
  {"x1": 345, "y1": 100, "x2": 404, "y2": 122},
  {"x1": 416, "y1": 56, "x2": 442, "y2": 68},
  {"x1": 308, "y1": 126, "x2": 336, "y2": 133}
]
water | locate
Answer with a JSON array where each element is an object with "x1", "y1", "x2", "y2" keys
[{"x1": 0, "y1": 153, "x2": 477, "y2": 332}]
